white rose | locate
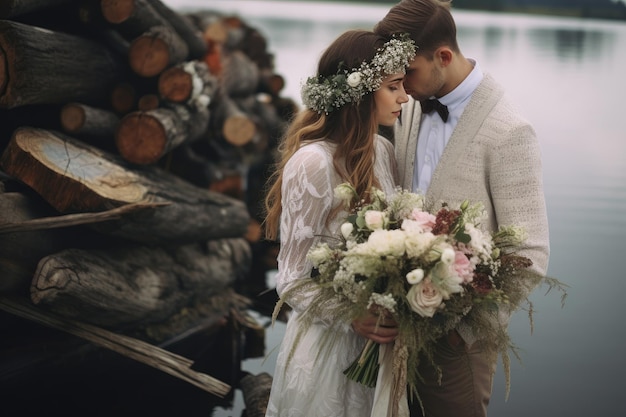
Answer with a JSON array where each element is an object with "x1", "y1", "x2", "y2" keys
[
  {"x1": 363, "y1": 229, "x2": 406, "y2": 257},
  {"x1": 364, "y1": 210, "x2": 385, "y2": 230},
  {"x1": 404, "y1": 231, "x2": 436, "y2": 258},
  {"x1": 341, "y1": 222, "x2": 354, "y2": 239},
  {"x1": 347, "y1": 71, "x2": 362, "y2": 88},
  {"x1": 406, "y1": 268, "x2": 424, "y2": 285},
  {"x1": 406, "y1": 278, "x2": 444, "y2": 317}
]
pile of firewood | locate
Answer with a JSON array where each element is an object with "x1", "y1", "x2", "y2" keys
[{"x1": 0, "y1": 0, "x2": 290, "y2": 411}]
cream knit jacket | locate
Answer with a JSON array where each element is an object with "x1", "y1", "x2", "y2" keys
[{"x1": 394, "y1": 74, "x2": 550, "y2": 345}]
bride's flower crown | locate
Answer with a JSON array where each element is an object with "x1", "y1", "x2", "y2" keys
[{"x1": 301, "y1": 34, "x2": 417, "y2": 114}]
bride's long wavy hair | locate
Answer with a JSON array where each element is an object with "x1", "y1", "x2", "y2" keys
[{"x1": 264, "y1": 30, "x2": 387, "y2": 241}]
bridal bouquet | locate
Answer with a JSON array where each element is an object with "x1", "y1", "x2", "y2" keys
[{"x1": 273, "y1": 183, "x2": 565, "y2": 407}]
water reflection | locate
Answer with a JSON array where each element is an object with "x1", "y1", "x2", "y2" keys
[{"x1": 528, "y1": 27, "x2": 616, "y2": 60}]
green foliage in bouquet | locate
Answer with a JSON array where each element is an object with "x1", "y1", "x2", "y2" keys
[{"x1": 273, "y1": 183, "x2": 567, "y2": 408}]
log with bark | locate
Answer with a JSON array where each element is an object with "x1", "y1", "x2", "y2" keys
[
  {"x1": 128, "y1": 24, "x2": 189, "y2": 78},
  {"x1": 60, "y1": 102, "x2": 120, "y2": 140},
  {"x1": 240, "y1": 372, "x2": 273, "y2": 417},
  {"x1": 0, "y1": 191, "x2": 157, "y2": 294},
  {"x1": 0, "y1": 127, "x2": 250, "y2": 244},
  {"x1": 0, "y1": 20, "x2": 126, "y2": 109},
  {"x1": 30, "y1": 237, "x2": 251, "y2": 328},
  {"x1": 158, "y1": 60, "x2": 219, "y2": 105},
  {"x1": 115, "y1": 101, "x2": 210, "y2": 165}
]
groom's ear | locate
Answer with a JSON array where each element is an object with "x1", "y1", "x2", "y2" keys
[{"x1": 435, "y1": 47, "x2": 453, "y2": 68}]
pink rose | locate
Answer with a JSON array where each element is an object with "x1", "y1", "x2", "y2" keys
[
  {"x1": 409, "y1": 209, "x2": 436, "y2": 232},
  {"x1": 406, "y1": 277, "x2": 443, "y2": 317},
  {"x1": 453, "y1": 251, "x2": 474, "y2": 283}
]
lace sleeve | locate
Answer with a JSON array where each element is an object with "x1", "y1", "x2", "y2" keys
[{"x1": 275, "y1": 144, "x2": 336, "y2": 312}]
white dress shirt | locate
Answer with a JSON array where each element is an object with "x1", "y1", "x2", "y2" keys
[{"x1": 413, "y1": 60, "x2": 484, "y2": 193}]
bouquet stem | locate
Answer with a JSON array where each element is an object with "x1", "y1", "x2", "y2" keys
[{"x1": 343, "y1": 339, "x2": 380, "y2": 387}]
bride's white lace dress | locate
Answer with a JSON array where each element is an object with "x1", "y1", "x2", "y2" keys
[{"x1": 265, "y1": 136, "x2": 398, "y2": 417}]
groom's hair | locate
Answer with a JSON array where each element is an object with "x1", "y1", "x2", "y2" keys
[{"x1": 374, "y1": 0, "x2": 460, "y2": 58}]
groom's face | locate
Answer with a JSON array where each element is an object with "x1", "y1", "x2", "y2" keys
[{"x1": 403, "y1": 54, "x2": 446, "y2": 101}]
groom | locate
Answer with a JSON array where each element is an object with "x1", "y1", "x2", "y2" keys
[{"x1": 374, "y1": 1, "x2": 550, "y2": 416}]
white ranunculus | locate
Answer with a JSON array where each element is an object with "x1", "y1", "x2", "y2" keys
[
  {"x1": 441, "y1": 247, "x2": 456, "y2": 264},
  {"x1": 364, "y1": 210, "x2": 385, "y2": 230},
  {"x1": 341, "y1": 222, "x2": 354, "y2": 239},
  {"x1": 347, "y1": 71, "x2": 363, "y2": 88},
  {"x1": 406, "y1": 268, "x2": 425, "y2": 285}
]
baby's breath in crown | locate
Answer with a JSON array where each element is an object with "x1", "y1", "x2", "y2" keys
[{"x1": 301, "y1": 34, "x2": 417, "y2": 114}]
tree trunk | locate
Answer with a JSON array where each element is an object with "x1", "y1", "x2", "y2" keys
[
  {"x1": 30, "y1": 237, "x2": 251, "y2": 328},
  {"x1": 0, "y1": 127, "x2": 250, "y2": 244},
  {"x1": 0, "y1": 20, "x2": 125, "y2": 109}
]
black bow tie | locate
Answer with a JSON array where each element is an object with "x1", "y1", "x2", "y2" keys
[{"x1": 420, "y1": 99, "x2": 449, "y2": 122}]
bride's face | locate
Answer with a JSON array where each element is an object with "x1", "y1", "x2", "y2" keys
[{"x1": 374, "y1": 73, "x2": 409, "y2": 127}]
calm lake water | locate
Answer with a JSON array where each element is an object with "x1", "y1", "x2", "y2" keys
[{"x1": 167, "y1": 2, "x2": 626, "y2": 416}]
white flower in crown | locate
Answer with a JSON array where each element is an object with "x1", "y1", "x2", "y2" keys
[
  {"x1": 347, "y1": 71, "x2": 363, "y2": 88},
  {"x1": 301, "y1": 33, "x2": 417, "y2": 114}
]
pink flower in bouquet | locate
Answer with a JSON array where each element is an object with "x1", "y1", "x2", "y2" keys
[
  {"x1": 453, "y1": 250, "x2": 475, "y2": 283},
  {"x1": 409, "y1": 209, "x2": 436, "y2": 232}
]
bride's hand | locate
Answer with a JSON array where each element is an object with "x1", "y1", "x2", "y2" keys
[{"x1": 351, "y1": 311, "x2": 398, "y2": 344}]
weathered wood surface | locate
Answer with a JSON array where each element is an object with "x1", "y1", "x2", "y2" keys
[
  {"x1": 0, "y1": 296, "x2": 232, "y2": 397},
  {"x1": 0, "y1": 20, "x2": 125, "y2": 109},
  {"x1": 0, "y1": 191, "x2": 71, "y2": 294},
  {"x1": 0, "y1": 0, "x2": 73, "y2": 18},
  {"x1": 240, "y1": 372, "x2": 273, "y2": 417},
  {"x1": 0, "y1": 127, "x2": 250, "y2": 243},
  {"x1": 31, "y1": 237, "x2": 251, "y2": 328}
]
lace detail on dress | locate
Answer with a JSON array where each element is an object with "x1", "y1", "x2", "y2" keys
[{"x1": 266, "y1": 135, "x2": 399, "y2": 417}]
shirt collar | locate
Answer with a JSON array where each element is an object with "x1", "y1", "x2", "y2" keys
[{"x1": 438, "y1": 59, "x2": 483, "y2": 109}]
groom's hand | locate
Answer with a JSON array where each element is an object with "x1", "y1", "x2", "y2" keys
[{"x1": 351, "y1": 312, "x2": 398, "y2": 344}]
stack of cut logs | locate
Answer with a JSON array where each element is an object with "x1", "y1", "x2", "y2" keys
[{"x1": 0, "y1": 0, "x2": 291, "y2": 414}]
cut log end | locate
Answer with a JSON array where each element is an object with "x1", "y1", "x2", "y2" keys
[
  {"x1": 116, "y1": 113, "x2": 167, "y2": 165},
  {"x1": 60, "y1": 103, "x2": 87, "y2": 133},
  {"x1": 223, "y1": 116, "x2": 256, "y2": 147},
  {"x1": 129, "y1": 36, "x2": 170, "y2": 78},
  {"x1": 1, "y1": 127, "x2": 148, "y2": 212},
  {"x1": 101, "y1": 0, "x2": 136, "y2": 24},
  {"x1": 158, "y1": 67, "x2": 193, "y2": 103}
]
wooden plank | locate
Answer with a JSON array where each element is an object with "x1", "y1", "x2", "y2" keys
[{"x1": 0, "y1": 296, "x2": 231, "y2": 397}]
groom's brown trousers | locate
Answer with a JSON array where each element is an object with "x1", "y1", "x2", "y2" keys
[{"x1": 408, "y1": 332, "x2": 497, "y2": 417}]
